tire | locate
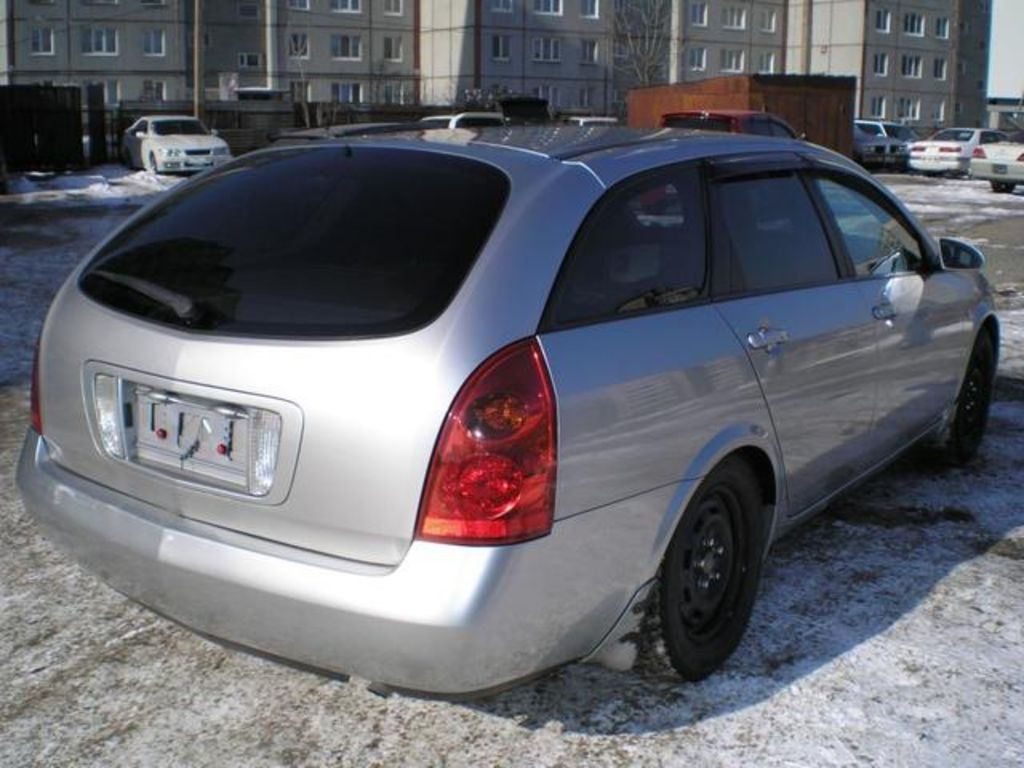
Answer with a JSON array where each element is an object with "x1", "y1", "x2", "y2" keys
[
  {"x1": 946, "y1": 332, "x2": 996, "y2": 464},
  {"x1": 658, "y1": 457, "x2": 766, "y2": 681},
  {"x1": 990, "y1": 181, "x2": 1016, "y2": 194}
]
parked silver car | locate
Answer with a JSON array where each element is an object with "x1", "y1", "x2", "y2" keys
[{"x1": 19, "y1": 128, "x2": 998, "y2": 696}]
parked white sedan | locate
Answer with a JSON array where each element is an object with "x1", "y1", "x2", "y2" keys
[
  {"x1": 122, "y1": 116, "x2": 232, "y2": 174},
  {"x1": 908, "y1": 127, "x2": 1007, "y2": 175},
  {"x1": 970, "y1": 130, "x2": 1024, "y2": 193}
]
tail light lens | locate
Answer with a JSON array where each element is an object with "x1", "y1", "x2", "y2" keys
[
  {"x1": 911, "y1": 145, "x2": 925, "y2": 153},
  {"x1": 972, "y1": 147, "x2": 987, "y2": 158},
  {"x1": 417, "y1": 338, "x2": 557, "y2": 546},
  {"x1": 1017, "y1": 152, "x2": 1024, "y2": 162},
  {"x1": 30, "y1": 341, "x2": 42, "y2": 435}
]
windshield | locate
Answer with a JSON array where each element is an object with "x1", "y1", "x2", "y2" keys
[
  {"x1": 856, "y1": 123, "x2": 883, "y2": 136},
  {"x1": 153, "y1": 120, "x2": 209, "y2": 136},
  {"x1": 931, "y1": 129, "x2": 975, "y2": 142},
  {"x1": 884, "y1": 124, "x2": 914, "y2": 141},
  {"x1": 80, "y1": 146, "x2": 509, "y2": 338}
]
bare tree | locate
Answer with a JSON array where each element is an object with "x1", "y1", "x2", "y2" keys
[{"x1": 613, "y1": 0, "x2": 671, "y2": 88}]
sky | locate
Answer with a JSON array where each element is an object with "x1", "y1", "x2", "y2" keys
[{"x1": 988, "y1": 0, "x2": 1024, "y2": 99}]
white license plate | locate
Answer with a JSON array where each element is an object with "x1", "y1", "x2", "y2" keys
[{"x1": 133, "y1": 388, "x2": 250, "y2": 489}]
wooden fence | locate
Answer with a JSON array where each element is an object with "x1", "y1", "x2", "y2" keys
[{"x1": 0, "y1": 85, "x2": 84, "y2": 172}]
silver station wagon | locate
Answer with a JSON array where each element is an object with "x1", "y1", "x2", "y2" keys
[{"x1": 19, "y1": 128, "x2": 998, "y2": 695}]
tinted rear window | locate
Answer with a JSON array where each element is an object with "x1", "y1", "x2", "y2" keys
[
  {"x1": 80, "y1": 146, "x2": 509, "y2": 337},
  {"x1": 662, "y1": 116, "x2": 732, "y2": 132}
]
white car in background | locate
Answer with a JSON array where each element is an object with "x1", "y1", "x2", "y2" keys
[
  {"x1": 969, "y1": 130, "x2": 1024, "y2": 193},
  {"x1": 122, "y1": 116, "x2": 232, "y2": 174},
  {"x1": 908, "y1": 127, "x2": 1007, "y2": 176}
]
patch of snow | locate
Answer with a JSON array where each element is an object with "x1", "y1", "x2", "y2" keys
[{"x1": 3, "y1": 164, "x2": 182, "y2": 206}]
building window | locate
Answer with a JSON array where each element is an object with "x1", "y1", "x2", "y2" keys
[
  {"x1": 689, "y1": 2, "x2": 707, "y2": 27},
  {"x1": 932, "y1": 100, "x2": 945, "y2": 122},
  {"x1": 875, "y1": 9, "x2": 890, "y2": 33},
  {"x1": 238, "y1": 1, "x2": 259, "y2": 18},
  {"x1": 141, "y1": 80, "x2": 165, "y2": 101},
  {"x1": 533, "y1": 0, "x2": 561, "y2": 15},
  {"x1": 901, "y1": 55, "x2": 922, "y2": 78},
  {"x1": 331, "y1": 82, "x2": 362, "y2": 103},
  {"x1": 139, "y1": 0, "x2": 165, "y2": 5},
  {"x1": 383, "y1": 36, "x2": 403, "y2": 61},
  {"x1": 896, "y1": 97, "x2": 920, "y2": 121},
  {"x1": 492, "y1": 0, "x2": 513, "y2": 11},
  {"x1": 381, "y1": 82, "x2": 406, "y2": 105},
  {"x1": 933, "y1": 58, "x2": 947, "y2": 80},
  {"x1": 721, "y1": 49, "x2": 744, "y2": 73},
  {"x1": 492, "y1": 34, "x2": 510, "y2": 60},
  {"x1": 330, "y1": 34, "x2": 361, "y2": 60},
  {"x1": 578, "y1": 86, "x2": 592, "y2": 107},
  {"x1": 935, "y1": 17, "x2": 949, "y2": 39},
  {"x1": 30, "y1": 28, "x2": 55, "y2": 55},
  {"x1": 290, "y1": 81, "x2": 310, "y2": 102},
  {"x1": 287, "y1": 0, "x2": 309, "y2": 9},
  {"x1": 288, "y1": 33, "x2": 309, "y2": 59},
  {"x1": 687, "y1": 46, "x2": 706, "y2": 71},
  {"x1": 383, "y1": 0, "x2": 402, "y2": 15},
  {"x1": 581, "y1": 38, "x2": 598, "y2": 64},
  {"x1": 868, "y1": 95, "x2": 886, "y2": 118},
  {"x1": 581, "y1": 0, "x2": 598, "y2": 19},
  {"x1": 103, "y1": 79, "x2": 120, "y2": 105},
  {"x1": 903, "y1": 12, "x2": 924, "y2": 36},
  {"x1": 532, "y1": 37, "x2": 562, "y2": 61},
  {"x1": 143, "y1": 29, "x2": 165, "y2": 56},
  {"x1": 872, "y1": 52, "x2": 888, "y2": 76},
  {"x1": 955, "y1": 101, "x2": 963, "y2": 115},
  {"x1": 238, "y1": 52, "x2": 261, "y2": 68},
  {"x1": 81, "y1": 28, "x2": 118, "y2": 55},
  {"x1": 759, "y1": 10, "x2": 776, "y2": 33},
  {"x1": 331, "y1": 0, "x2": 361, "y2": 11},
  {"x1": 757, "y1": 51, "x2": 776, "y2": 74},
  {"x1": 533, "y1": 83, "x2": 559, "y2": 106},
  {"x1": 722, "y1": 7, "x2": 747, "y2": 30}
]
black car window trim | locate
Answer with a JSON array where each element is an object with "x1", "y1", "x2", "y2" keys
[
  {"x1": 707, "y1": 168, "x2": 844, "y2": 300},
  {"x1": 538, "y1": 160, "x2": 711, "y2": 334},
  {"x1": 801, "y1": 168, "x2": 934, "y2": 279}
]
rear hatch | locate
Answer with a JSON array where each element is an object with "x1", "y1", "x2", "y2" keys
[{"x1": 38, "y1": 144, "x2": 510, "y2": 566}]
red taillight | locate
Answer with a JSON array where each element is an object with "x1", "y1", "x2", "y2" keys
[
  {"x1": 30, "y1": 340, "x2": 42, "y2": 434},
  {"x1": 1017, "y1": 152, "x2": 1024, "y2": 162},
  {"x1": 972, "y1": 147, "x2": 987, "y2": 159},
  {"x1": 417, "y1": 338, "x2": 556, "y2": 546},
  {"x1": 911, "y1": 145, "x2": 925, "y2": 153},
  {"x1": 939, "y1": 146, "x2": 960, "y2": 153}
]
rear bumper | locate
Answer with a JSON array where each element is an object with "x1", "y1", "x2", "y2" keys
[
  {"x1": 909, "y1": 155, "x2": 968, "y2": 174},
  {"x1": 969, "y1": 160, "x2": 1024, "y2": 184},
  {"x1": 17, "y1": 430, "x2": 658, "y2": 695}
]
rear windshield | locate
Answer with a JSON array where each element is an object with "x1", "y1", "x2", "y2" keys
[
  {"x1": 80, "y1": 146, "x2": 509, "y2": 337},
  {"x1": 931, "y1": 129, "x2": 974, "y2": 142},
  {"x1": 662, "y1": 116, "x2": 732, "y2": 132}
]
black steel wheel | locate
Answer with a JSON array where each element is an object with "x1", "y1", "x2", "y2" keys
[
  {"x1": 659, "y1": 457, "x2": 766, "y2": 681},
  {"x1": 947, "y1": 332, "x2": 995, "y2": 464}
]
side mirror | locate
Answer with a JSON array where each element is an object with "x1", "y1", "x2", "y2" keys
[
  {"x1": 134, "y1": 131, "x2": 146, "y2": 139},
  {"x1": 210, "y1": 129, "x2": 219, "y2": 136},
  {"x1": 940, "y1": 237, "x2": 985, "y2": 270}
]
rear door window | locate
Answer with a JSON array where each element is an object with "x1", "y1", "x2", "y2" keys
[
  {"x1": 711, "y1": 173, "x2": 838, "y2": 294},
  {"x1": 80, "y1": 146, "x2": 509, "y2": 337},
  {"x1": 546, "y1": 164, "x2": 706, "y2": 327}
]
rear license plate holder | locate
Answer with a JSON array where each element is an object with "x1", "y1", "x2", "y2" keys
[{"x1": 993, "y1": 164, "x2": 1008, "y2": 175}]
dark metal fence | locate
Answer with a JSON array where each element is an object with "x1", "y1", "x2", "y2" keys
[{"x1": 0, "y1": 85, "x2": 84, "y2": 172}]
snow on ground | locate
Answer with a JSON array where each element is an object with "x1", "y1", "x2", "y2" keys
[
  {"x1": 1, "y1": 169, "x2": 1023, "y2": 766},
  {"x1": 883, "y1": 176, "x2": 1024, "y2": 232},
  {"x1": 5, "y1": 165, "x2": 182, "y2": 206}
]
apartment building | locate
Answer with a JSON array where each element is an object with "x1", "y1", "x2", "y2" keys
[
  {"x1": 0, "y1": 0, "x2": 188, "y2": 103},
  {"x1": 784, "y1": 0, "x2": 990, "y2": 127},
  {"x1": 672, "y1": 1, "x2": 786, "y2": 83},
  {"x1": 422, "y1": 0, "x2": 613, "y2": 111}
]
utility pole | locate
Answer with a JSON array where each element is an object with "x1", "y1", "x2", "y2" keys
[{"x1": 193, "y1": 0, "x2": 203, "y2": 119}]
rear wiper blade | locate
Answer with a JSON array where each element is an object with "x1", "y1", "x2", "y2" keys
[
  {"x1": 89, "y1": 270, "x2": 195, "y2": 321},
  {"x1": 617, "y1": 286, "x2": 699, "y2": 313}
]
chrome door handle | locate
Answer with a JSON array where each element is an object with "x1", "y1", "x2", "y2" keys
[
  {"x1": 872, "y1": 302, "x2": 896, "y2": 321},
  {"x1": 746, "y1": 327, "x2": 789, "y2": 352}
]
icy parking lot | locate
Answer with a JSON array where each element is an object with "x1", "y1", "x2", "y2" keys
[{"x1": 1, "y1": 167, "x2": 1023, "y2": 767}]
